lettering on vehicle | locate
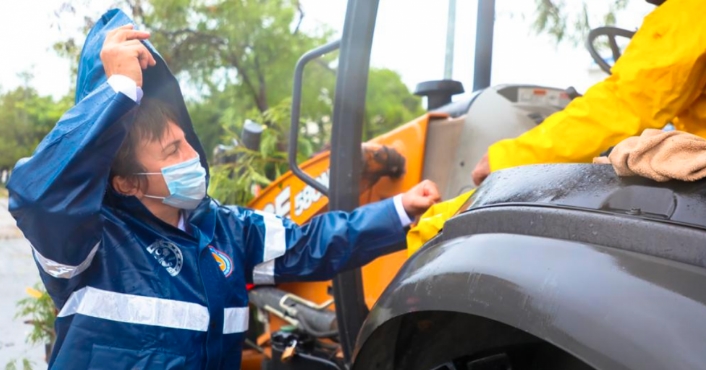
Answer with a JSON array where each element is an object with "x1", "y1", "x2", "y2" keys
[
  {"x1": 146, "y1": 240, "x2": 184, "y2": 277},
  {"x1": 294, "y1": 170, "x2": 329, "y2": 217},
  {"x1": 262, "y1": 170, "x2": 330, "y2": 218},
  {"x1": 263, "y1": 186, "x2": 291, "y2": 218}
]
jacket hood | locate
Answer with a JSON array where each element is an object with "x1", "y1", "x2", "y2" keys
[{"x1": 76, "y1": 9, "x2": 210, "y2": 178}]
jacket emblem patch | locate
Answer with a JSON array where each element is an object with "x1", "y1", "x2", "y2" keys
[
  {"x1": 146, "y1": 240, "x2": 184, "y2": 276},
  {"x1": 209, "y1": 246, "x2": 233, "y2": 277}
]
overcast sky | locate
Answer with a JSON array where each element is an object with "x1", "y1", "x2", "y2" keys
[{"x1": 0, "y1": 0, "x2": 655, "y2": 101}]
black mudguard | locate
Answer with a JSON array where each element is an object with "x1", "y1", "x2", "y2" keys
[{"x1": 353, "y1": 233, "x2": 706, "y2": 370}]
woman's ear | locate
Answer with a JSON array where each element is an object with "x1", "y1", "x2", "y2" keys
[{"x1": 111, "y1": 175, "x2": 143, "y2": 197}]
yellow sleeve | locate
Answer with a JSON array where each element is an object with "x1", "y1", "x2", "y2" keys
[
  {"x1": 675, "y1": 94, "x2": 706, "y2": 138},
  {"x1": 406, "y1": 190, "x2": 475, "y2": 257},
  {"x1": 488, "y1": 0, "x2": 706, "y2": 171}
]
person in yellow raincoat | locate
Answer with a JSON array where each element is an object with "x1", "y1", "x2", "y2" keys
[
  {"x1": 411, "y1": 0, "x2": 706, "y2": 255},
  {"x1": 471, "y1": 0, "x2": 706, "y2": 186}
]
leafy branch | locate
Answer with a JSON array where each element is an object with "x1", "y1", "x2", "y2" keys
[
  {"x1": 532, "y1": 0, "x2": 631, "y2": 46},
  {"x1": 4, "y1": 283, "x2": 57, "y2": 370},
  {"x1": 14, "y1": 283, "x2": 56, "y2": 347}
]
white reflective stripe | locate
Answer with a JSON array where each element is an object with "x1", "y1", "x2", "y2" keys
[
  {"x1": 254, "y1": 260, "x2": 276, "y2": 285},
  {"x1": 223, "y1": 307, "x2": 249, "y2": 334},
  {"x1": 253, "y1": 211, "x2": 287, "y2": 285},
  {"x1": 58, "y1": 287, "x2": 250, "y2": 334},
  {"x1": 32, "y1": 242, "x2": 100, "y2": 279},
  {"x1": 58, "y1": 286, "x2": 210, "y2": 332}
]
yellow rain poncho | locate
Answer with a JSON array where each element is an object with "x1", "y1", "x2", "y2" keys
[
  {"x1": 407, "y1": 190, "x2": 475, "y2": 256},
  {"x1": 488, "y1": 0, "x2": 706, "y2": 172},
  {"x1": 407, "y1": 0, "x2": 706, "y2": 255}
]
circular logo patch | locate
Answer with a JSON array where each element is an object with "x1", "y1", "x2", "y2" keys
[
  {"x1": 146, "y1": 240, "x2": 184, "y2": 277},
  {"x1": 210, "y1": 246, "x2": 233, "y2": 277}
]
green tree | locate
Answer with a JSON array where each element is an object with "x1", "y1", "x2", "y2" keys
[
  {"x1": 364, "y1": 68, "x2": 424, "y2": 141},
  {"x1": 532, "y1": 0, "x2": 631, "y2": 45},
  {"x1": 0, "y1": 83, "x2": 72, "y2": 170},
  {"x1": 54, "y1": 0, "x2": 340, "y2": 157},
  {"x1": 54, "y1": 0, "x2": 335, "y2": 116}
]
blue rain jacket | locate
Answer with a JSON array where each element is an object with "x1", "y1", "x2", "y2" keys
[{"x1": 7, "y1": 9, "x2": 407, "y2": 370}]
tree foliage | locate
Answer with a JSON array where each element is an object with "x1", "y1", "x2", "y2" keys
[
  {"x1": 364, "y1": 68, "x2": 424, "y2": 141},
  {"x1": 0, "y1": 80, "x2": 72, "y2": 171},
  {"x1": 531, "y1": 0, "x2": 631, "y2": 45},
  {"x1": 143, "y1": 0, "x2": 335, "y2": 115},
  {"x1": 4, "y1": 358, "x2": 34, "y2": 370},
  {"x1": 3, "y1": 283, "x2": 56, "y2": 370},
  {"x1": 13, "y1": 283, "x2": 56, "y2": 347}
]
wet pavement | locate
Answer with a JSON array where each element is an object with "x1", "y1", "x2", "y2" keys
[{"x1": 0, "y1": 197, "x2": 46, "y2": 368}]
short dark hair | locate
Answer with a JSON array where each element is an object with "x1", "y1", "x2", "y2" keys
[{"x1": 109, "y1": 98, "x2": 180, "y2": 189}]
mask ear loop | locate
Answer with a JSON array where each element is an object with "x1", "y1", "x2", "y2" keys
[{"x1": 133, "y1": 173, "x2": 167, "y2": 200}]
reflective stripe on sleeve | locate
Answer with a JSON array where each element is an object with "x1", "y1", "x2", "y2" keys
[
  {"x1": 32, "y1": 242, "x2": 100, "y2": 279},
  {"x1": 252, "y1": 211, "x2": 286, "y2": 285}
]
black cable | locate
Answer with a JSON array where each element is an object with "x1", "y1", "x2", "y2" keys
[
  {"x1": 295, "y1": 312, "x2": 340, "y2": 338},
  {"x1": 243, "y1": 338, "x2": 266, "y2": 355},
  {"x1": 296, "y1": 352, "x2": 344, "y2": 370}
]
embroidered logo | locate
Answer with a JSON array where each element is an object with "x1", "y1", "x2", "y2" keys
[
  {"x1": 209, "y1": 246, "x2": 233, "y2": 277},
  {"x1": 146, "y1": 240, "x2": 184, "y2": 277}
]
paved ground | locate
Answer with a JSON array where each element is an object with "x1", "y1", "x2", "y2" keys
[{"x1": 0, "y1": 197, "x2": 46, "y2": 369}]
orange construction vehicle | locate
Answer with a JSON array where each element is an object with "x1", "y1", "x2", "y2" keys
[
  {"x1": 236, "y1": 0, "x2": 576, "y2": 368},
  {"x1": 237, "y1": 0, "x2": 706, "y2": 369}
]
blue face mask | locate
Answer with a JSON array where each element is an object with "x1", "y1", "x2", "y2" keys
[{"x1": 137, "y1": 156, "x2": 207, "y2": 210}]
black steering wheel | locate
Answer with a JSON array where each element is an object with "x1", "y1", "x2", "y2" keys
[{"x1": 586, "y1": 26, "x2": 636, "y2": 74}]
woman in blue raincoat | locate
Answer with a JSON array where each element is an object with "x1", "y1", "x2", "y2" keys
[{"x1": 7, "y1": 10, "x2": 439, "y2": 370}]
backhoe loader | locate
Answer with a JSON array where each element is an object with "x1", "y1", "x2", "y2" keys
[{"x1": 239, "y1": 0, "x2": 706, "y2": 369}]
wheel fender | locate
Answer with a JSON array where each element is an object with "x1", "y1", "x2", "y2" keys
[{"x1": 354, "y1": 233, "x2": 706, "y2": 370}]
